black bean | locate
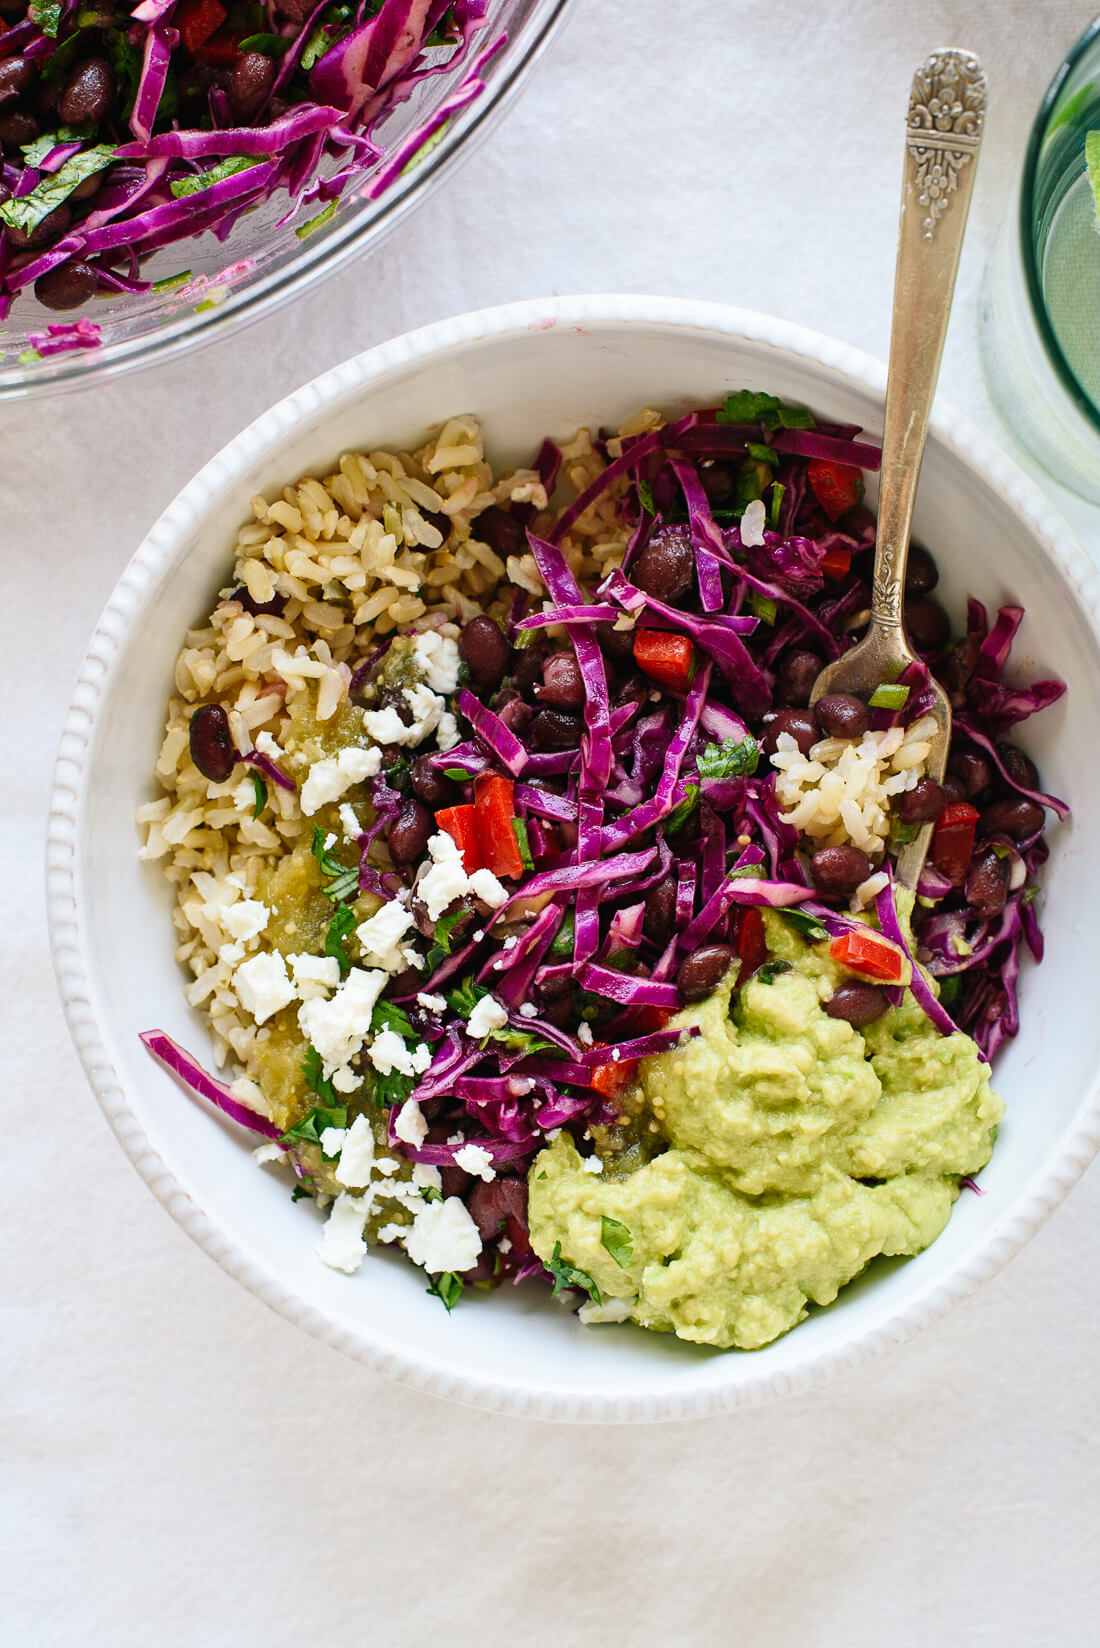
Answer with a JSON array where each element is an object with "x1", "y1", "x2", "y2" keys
[
  {"x1": 539, "y1": 994, "x2": 576, "y2": 1028},
  {"x1": 472, "y1": 504, "x2": 525, "y2": 558},
  {"x1": 531, "y1": 708, "x2": 582, "y2": 750},
  {"x1": 34, "y1": 260, "x2": 99, "y2": 311},
  {"x1": 70, "y1": 169, "x2": 104, "y2": 203},
  {"x1": 377, "y1": 685, "x2": 415, "y2": 728},
  {"x1": 230, "y1": 584, "x2": 285, "y2": 618},
  {"x1": 940, "y1": 774, "x2": 967, "y2": 806},
  {"x1": 938, "y1": 630, "x2": 981, "y2": 707},
  {"x1": 825, "y1": 982, "x2": 889, "y2": 1028},
  {"x1": 898, "y1": 778, "x2": 946, "y2": 825},
  {"x1": 537, "y1": 649, "x2": 585, "y2": 709},
  {"x1": 762, "y1": 708, "x2": 820, "y2": 758},
  {"x1": 421, "y1": 508, "x2": 452, "y2": 544},
  {"x1": 611, "y1": 669, "x2": 647, "y2": 710},
  {"x1": 34, "y1": 75, "x2": 59, "y2": 119},
  {"x1": 697, "y1": 460, "x2": 736, "y2": 508},
  {"x1": 904, "y1": 544, "x2": 939, "y2": 596},
  {"x1": 441, "y1": 1164, "x2": 474, "y2": 1200},
  {"x1": 5, "y1": 200, "x2": 70, "y2": 251},
  {"x1": 537, "y1": 969, "x2": 574, "y2": 1003},
  {"x1": 495, "y1": 689, "x2": 532, "y2": 736},
  {"x1": 189, "y1": 704, "x2": 236, "y2": 783},
  {"x1": 228, "y1": 51, "x2": 276, "y2": 122},
  {"x1": 965, "y1": 848, "x2": 1008, "y2": 916},
  {"x1": 58, "y1": 57, "x2": 114, "y2": 127},
  {"x1": 459, "y1": 614, "x2": 511, "y2": 691},
  {"x1": 409, "y1": 753, "x2": 457, "y2": 808},
  {"x1": 948, "y1": 747, "x2": 992, "y2": 799},
  {"x1": 810, "y1": 844, "x2": 873, "y2": 896},
  {"x1": 595, "y1": 620, "x2": 637, "y2": 668},
  {"x1": 980, "y1": 797, "x2": 1044, "y2": 842},
  {"x1": 677, "y1": 943, "x2": 736, "y2": 1003},
  {"x1": 388, "y1": 799, "x2": 433, "y2": 865},
  {"x1": 0, "y1": 108, "x2": 38, "y2": 151},
  {"x1": 996, "y1": 741, "x2": 1040, "y2": 793},
  {"x1": 0, "y1": 56, "x2": 32, "y2": 102},
  {"x1": 774, "y1": 649, "x2": 822, "y2": 707},
  {"x1": 643, "y1": 876, "x2": 677, "y2": 944},
  {"x1": 905, "y1": 596, "x2": 951, "y2": 653},
  {"x1": 815, "y1": 692, "x2": 871, "y2": 739},
  {"x1": 632, "y1": 532, "x2": 695, "y2": 603},
  {"x1": 468, "y1": 1175, "x2": 527, "y2": 1243},
  {"x1": 511, "y1": 638, "x2": 548, "y2": 695}
]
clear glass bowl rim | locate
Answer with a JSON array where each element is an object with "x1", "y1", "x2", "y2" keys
[
  {"x1": 0, "y1": 0, "x2": 569, "y2": 402},
  {"x1": 1019, "y1": 10, "x2": 1100, "y2": 438}
]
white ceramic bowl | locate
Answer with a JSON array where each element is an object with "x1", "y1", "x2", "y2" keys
[{"x1": 48, "y1": 295, "x2": 1100, "y2": 1421}]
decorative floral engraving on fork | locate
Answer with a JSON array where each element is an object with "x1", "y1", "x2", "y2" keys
[{"x1": 907, "y1": 50, "x2": 986, "y2": 240}]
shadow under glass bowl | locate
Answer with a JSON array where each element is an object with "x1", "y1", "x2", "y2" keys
[{"x1": 0, "y1": 0, "x2": 567, "y2": 404}]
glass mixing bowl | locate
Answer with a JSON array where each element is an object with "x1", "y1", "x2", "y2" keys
[{"x1": 0, "y1": 0, "x2": 567, "y2": 402}]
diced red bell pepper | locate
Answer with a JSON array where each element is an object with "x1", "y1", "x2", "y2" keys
[
  {"x1": 627, "y1": 1004, "x2": 674, "y2": 1036},
  {"x1": 435, "y1": 804, "x2": 483, "y2": 874},
  {"x1": 736, "y1": 905, "x2": 767, "y2": 986},
  {"x1": 589, "y1": 1052, "x2": 639, "y2": 1100},
  {"x1": 829, "y1": 929, "x2": 906, "y2": 983},
  {"x1": 808, "y1": 459, "x2": 864, "y2": 523},
  {"x1": 194, "y1": 23, "x2": 244, "y2": 63},
  {"x1": 473, "y1": 772, "x2": 524, "y2": 880},
  {"x1": 820, "y1": 546, "x2": 852, "y2": 582},
  {"x1": 632, "y1": 629, "x2": 696, "y2": 693},
  {"x1": 931, "y1": 801, "x2": 979, "y2": 884},
  {"x1": 176, "y1": 0, "x2": 227, "y2": 53}
]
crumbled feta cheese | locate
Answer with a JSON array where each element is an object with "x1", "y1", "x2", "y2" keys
[
  {"x1": 394, "y1": 1099, "x2": 428, "y2": 1148},
  {"x1": 338, "y1": 802, "x2": 362, "y2": 839},
  {"x1": 404, "y1": 1196, "x2": 482, "y2": 1274},
  {"x1": 436, "y1": 711, "x2": 460, "y2": 751},
  {"x1": 255, "y1": 731, "x2": 283, "y2": 759},
  {"x1": 334, "y1": 1113, "x2": 375, "y2": 1189},
  {"x1": 362, "y1": 684, "x2": 446, "y2": 748},
  {"x1": 416, "y1": 992, "x2": 447, "y2": 1013},
  {"x1": 317, "y1": 1192, "x2": 372, "y2": 1274},
  {"x1": 453, "y1": 1143, "x2": 495, "y2": 1181},
  {"x1": 518, "y1": 1002, "x2": 538, "y2": 1020},
  {"x1": 498, "y1": 1236, "x2": 513, "y2": 1255},
  {"x1": 300, "y1": 745, "x2": 382, "y2": 816},
  {"x1": 582, "y1": 1155, "x2": 604, "y2": 1175},
  {"x1": 356, "y1": 901, "x2": 417, "y2": 973},
  {"x1": 467, "y1": 993, "x2": 509, "y2": 1040},
  {"x1": 297, "y1": 966, "x2": 387, "y2": 1075},
  {"x1": 419, "y1": 831, "x2": 471, "y2": 921},
  {"x1": 319, "y1": 1125, "x2": 347, "y2": 1158},
  {"x1": 331, "y1": 1065, "x2": 360, "y2": 1093},
  {"x1": 468, "y1": 868, "x2": 508, "y2": 909},
  {"x1": 374, "y1": 1157, "x2": 400, "y2": 1176},
  {"x1": 412, "y1": 1162, "x2": 443, "y2": 1192},
  {"x1": 376, "y1": 1221, "x2": 406, "y2": 1246},
  {"x1": 234, "y1": 950, "x2": 296, "y2": 1025},
  {"x1": 578, "y1": 1295, "x2": 635, "y2": 1325},
  {"x1": 740, "y1": 497, "x2": 767, "y2": 548},
  {"x1": 412, "y1": 630, "x2": 461, "y2": 694},
  {"x1": 288, "y1": 951, "x2": 341, "y2": 1000},
  {"x1": 219, "y1": 941, "x2": 245, "y2": 967},
  {"x1": 368, "y1": 1029, "x2": 431, "y2": 1078},
  {"x1": 252, "y1": 1141, "x2": 285, "y2": 1166},
  {"x1": 222, "y1": 898, "x2": 269, "y2": 941},
  {"x1": 577, "y1": 1021, "x2": 594, "y2": 1047}
]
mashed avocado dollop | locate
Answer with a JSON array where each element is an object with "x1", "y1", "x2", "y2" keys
[{"x1": 527, "y1": 910, "x2": 1003, "y2": 1351}]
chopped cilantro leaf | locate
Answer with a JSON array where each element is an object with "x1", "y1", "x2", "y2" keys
[
  {"x1": 600, "y1": 1217, "x2": 634, "y2": 1269},
  {"x1": 290, "y1": 1182, "x2": 314, "y2": 1202},
  {"x1": 237, "y1": 31, "x2": 290, "y2": 53},
  {"x1": 718, "y1": 389, "x2": 781, "y2": 427},
  {"x1": 698, "y1": 736, "x2": 759, "y2": 781},
  {"x1": 372, "y1": 999, "x2": 416, "y2": 1042},
  {"x1": 444, "y1": 767, "x2": 475, "y2": 781},
  {"x1": 279, "y1": 1101, "x2": 347, "y2": 1154},
  {"x1": 549, "y1": 907, "x2": 575, "y2": 960},
  {"x1": 781, "y1": 909, "x2": 830, "y2": 944},
  {"x1": 445, "y1": 975, "x2": 487, "y2": 1020},
  {"x1": 512, "y1": 816, "x2": 534, "y2": 872},
  {"x1": 733, "y1": 465, "x2": 764, "y2": 511},
  {"x1": 373, "y1": 1068, "x2": 414, "y2": 1109},
  {"x1": 295, "y1": 200, "x2": 337, "y2": 239},
  {"x1": 758, "y1": 960, "x2": 792, "y2": 985},
  {"x1": 29, "y1": 0, "x2": 62, "y2": 34},
  {"x1": 170, "y1": 156, "x2": 267, "y2": 199},
  {"x1": 432, "y1": 909, "x2": 466, "y2": 963},
  {"x1": 301, "y1": 1046, "x2": 338, "y2": 1107},
  {"x1": 546, "y1": 1242, "x2": 601, "y2": 1305},
  {"x1": 325, "y1": 903, "x2": 356, "y2": 977},
  {"x1": 664, "y1": 783, "x2": 699, "y2": 835},
  {"x1": 250, "y1": 772, "x2": 268, "y2": 819},
  {"x1": 311, "y1": 825, "x2": 359, "y2": 903},
  {"x1": 426, "y1": 1271, "x2": 464, "y2": 1310},
  {"x1": 637, "y1": 476, "x2": 656, "y2": 516},
  {"x1": 746, "y1": 441, "x2": 779, "y2": 467},
  {"x1": 0, "y1": 144, "x2": 116, "y2": 235}
]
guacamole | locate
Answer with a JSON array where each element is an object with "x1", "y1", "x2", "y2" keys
[{"x1": 527, "y1": 910, "x2": 1003, "y2": 1351}]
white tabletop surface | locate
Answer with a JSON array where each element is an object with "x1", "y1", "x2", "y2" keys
[{"x1": 8, "y1": 3, "x2": 1100, "y2": 1642}]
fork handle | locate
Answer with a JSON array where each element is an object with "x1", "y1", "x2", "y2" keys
[{"x1": 871, "y1": 50, "x2": 986, "y2": 633}]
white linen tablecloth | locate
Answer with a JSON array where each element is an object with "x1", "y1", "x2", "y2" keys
[{"x1": 7, "y1": 3, "x2": 1100, "y2": 1642}]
